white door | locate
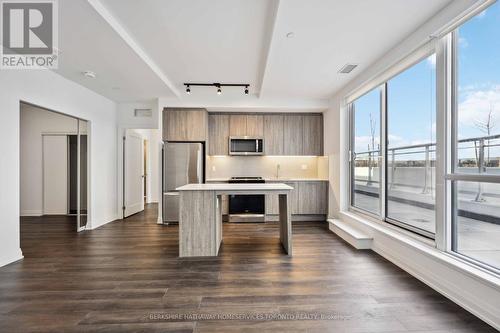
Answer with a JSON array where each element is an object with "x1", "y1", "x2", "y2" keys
[
  {"x1": 43, "y1": 135, "x2": 68, "y2": 215},
  {"x1": 124, "y1": 130, "x2": 145, "y2": 217}
]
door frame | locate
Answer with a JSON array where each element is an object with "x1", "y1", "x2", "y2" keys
[
  {"x1": 122, "y1": 129, "x2": 145, "y2": 218},
  {"x1": 20, "y1": 101, "x2": 91, "y2": 232}
]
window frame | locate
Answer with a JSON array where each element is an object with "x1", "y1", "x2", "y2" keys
[
  {"x1": 446, "y1": 22, "x2": 500, "y2": 273},
  {"x1": 348, "y1": 85, "x2": 384, "y2": 220},
  {"x1": 346, "y1": 0, "x2": 500, "y2": 275},
  {"x1": 348, "y1": 52, "x2": 438, "y2": 239}
]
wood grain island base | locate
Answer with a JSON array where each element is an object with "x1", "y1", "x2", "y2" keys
[{"x1": 177, "y1": 183, "x2": 294, "y2": 257}]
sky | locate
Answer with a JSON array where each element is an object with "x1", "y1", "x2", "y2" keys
[{"x1": 353, "y1": 1, "x2": 500, "y2": 160}]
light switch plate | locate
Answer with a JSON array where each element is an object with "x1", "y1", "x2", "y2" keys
[{"x1": 301, "y1": 164, "x2": 308, "y2": 170}]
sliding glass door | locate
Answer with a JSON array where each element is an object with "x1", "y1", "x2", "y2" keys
[
  {"x1": 350, "y1": 88, "x2": 382, "y2": 216},
  {"x1": 386, "y1": 55, "x2": 436, "y2": 237}
]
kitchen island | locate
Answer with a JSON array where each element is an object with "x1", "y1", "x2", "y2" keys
[{"x1": 176, "y1": 183, "x2": 294, "y2": 257}]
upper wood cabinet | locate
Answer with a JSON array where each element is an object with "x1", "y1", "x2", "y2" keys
[
  {"x1": 283, "y1": 115, "x2": 303, "y2": 156},
  {"x1": 229, "y1": 114, "x2": 263, "y2": 137},
  {"x1": 229, "y1": 115, "x2": 247, "y2": 136},
  {"x1": 207, "y1": 112, "x2": 323, "y2": 156},
  {"x1": 246, "y1": 115, "x2": 264, "y2": 137},
  {"x1": 163, "y1": 108, "x2": 208, "y2": 142},
  {"x1": 208, "y1": 114, "x2": 229, "y2": 155},
  {"x1": 263, "y1": 115, "x2": 284, "y2": 155},
  {"x1": 302, "y1": 114, "x2": 323, "y2": 156}
]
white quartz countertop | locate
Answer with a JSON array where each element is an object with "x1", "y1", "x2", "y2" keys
[
  {"x1": 176, "y1": 183, "x2": 294, "y2": 191},
  {"x1": 206, "y1": 178, "x2": 328, "y2": 182}
]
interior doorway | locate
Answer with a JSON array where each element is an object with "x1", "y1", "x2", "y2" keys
[
  {"x1": 20, "y1": 102, "x2": 89, "y2": 234},
  {"x1": 121, "y1": 128, "x2": 160, "y2": 220}
]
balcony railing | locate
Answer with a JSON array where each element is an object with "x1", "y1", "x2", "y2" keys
[{"x1": 353, "y1": 133, "x2": 500, "y2": 199}]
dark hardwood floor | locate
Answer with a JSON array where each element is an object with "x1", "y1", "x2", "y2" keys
[{"x1": 0, "y1": 204, "x2": 495, "y2": 332}]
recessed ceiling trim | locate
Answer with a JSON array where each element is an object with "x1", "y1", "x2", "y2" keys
[
  {"x1": 257, "y1": 0, "x2": 281, "y2": 98},
  {"x1": 86, "y1": 0, "x2": 180, "y2": 97}
]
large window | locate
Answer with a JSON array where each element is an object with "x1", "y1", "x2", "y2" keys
[
  {"x1": 348, "y1": 1, "x2": 500, "y2": 273},
  {"x1": 386, "y1": 56, "x2": 436, "y2": 236},
  {"x1": 351, "y1": 89, "x2": 381, "y2": 216},
  {"x1": 451, "y1": 2, "x2": 500, "y2": 270}
]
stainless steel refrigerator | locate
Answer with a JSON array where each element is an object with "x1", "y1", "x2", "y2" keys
[{"x1": 162, "y1": 142, "x2": 204, "y2": 223}]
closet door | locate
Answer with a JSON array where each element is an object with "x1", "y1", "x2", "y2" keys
[
  {"x1": 77, "y1": 119, "x2": 88, "y2": 231},
  {"x1": 43, "y1": 135, "x2": 68, "y2": 215}
]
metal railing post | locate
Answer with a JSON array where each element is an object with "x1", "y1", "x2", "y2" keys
[
  {"x1": 422, "y1": 145, "x2": 430, "y2": 194},
  {"x1": 475, "y1": 138, "x2": 485, "y2": 202}
]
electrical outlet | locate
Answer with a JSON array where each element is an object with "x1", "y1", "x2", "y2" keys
[{"x1": 212, "y1": 166, "x2": 216, "y2": 172}]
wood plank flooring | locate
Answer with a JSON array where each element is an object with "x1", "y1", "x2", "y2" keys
[{"x1": 0, "y1": 204, "x2": 495, "y2": 332}]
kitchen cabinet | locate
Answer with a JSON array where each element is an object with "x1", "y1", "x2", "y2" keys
[
  {"x1": 222, "y1": 195, "x2": 229, "y2": 215},
  {"x1": 229, "y1": 115, "x2": 247, "y2": 136},
  {"x1": 246, "y1": 115, "x2": 264, "y2": 137},
  {"x1": 229, "y1": 114, "x2": 263, "y2": 137},
  {"x1": 208, "y1": 112, "x2": 323, "y2": 156},
  {"x1": 266, "y1": 181, "x2": 299, "y2": 215},
  {"x1": 283, "y1": 115, "x2": 303, "y2": 156},
  {"x1": 163, "y1": 108, "x2": 208, "y2": 142},
  {"x1": 263, "y1": 115, "x2": 284, "y2": 155},
  {"x1": 297, "y1": 181, "x2": 328, "y2": 214},
  {"x1": 302, "y1": 114, "x2": 323, "y2": 156},
  {"x1": 208, "y1": 114, "x2": 229, "y2": 155}
]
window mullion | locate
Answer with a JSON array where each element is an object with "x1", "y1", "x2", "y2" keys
[
  {"x1": 380, "y1": 84, "x2": 387, "y2": 220},
  {"x1": 435, "y1": 33, "x2": 453, "y2": 251}
]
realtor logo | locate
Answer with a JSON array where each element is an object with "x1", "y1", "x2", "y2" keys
[{"x1": 1, "y1": 0, "x2": 58, "y2": 69}]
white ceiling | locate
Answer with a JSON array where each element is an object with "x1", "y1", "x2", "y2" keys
[{"x1": 54, "y1": 0, "x2": 452, "y2": 106}]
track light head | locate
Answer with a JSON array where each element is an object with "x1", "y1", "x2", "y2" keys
[
  {"x1": 244, "y1": 86, "x2": 249, "y2": 95},
  {"x1": 217, "y1": 86, "x2": 222, "y2": 95},
  {"x1": 186, "y1": 85, "x2": 191, "y2": 94}
]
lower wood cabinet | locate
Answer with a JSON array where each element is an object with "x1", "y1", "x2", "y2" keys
[
  {"x1": 266, "y1": 181, "x2": 327, "y2": 216},
  {"x1": 297, "y1": 181, "x2": 328, "y2": 214},
  {"x1": 266, "y1": 181, "x2": 298, "y2": 215},
  {"x1": 221, "y1": 194, "x2": 228, "y2": 215}
]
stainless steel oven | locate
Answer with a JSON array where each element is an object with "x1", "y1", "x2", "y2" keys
[
  {"x1": 229, "y1": 137, "x2": 264, "y2": 155},
  {"x1": 228, "y1": 176, "x2": 265, "y2": 222}
]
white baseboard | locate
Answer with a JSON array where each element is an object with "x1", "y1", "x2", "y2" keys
[
  {"x1": 338, "y1": 211, "x2": 500, "y2": 330},
  {"x1": 0, "y1": 248, "x2": 24, "y2": 267},
  {"x1": 328, "y1": 218, "x2": 372, "y2": 249},
  {"x1": 20, "y1": 210, "x2": 42, "y2": 217}
]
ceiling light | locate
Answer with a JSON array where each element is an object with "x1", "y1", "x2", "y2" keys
[
  {"x1": 183, "y1": 83, "x2": 249, "y2": 95},
  {"x1": 286, "y1": 32, "x2": 295, "y2": 38},
  {"x1": 82, "y1": 70, "x2": 96, "y2": 78},
  {"x1": 338, "y1": 63, "x2": 358, "y2": 74}
]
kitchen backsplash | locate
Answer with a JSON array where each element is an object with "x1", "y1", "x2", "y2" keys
[{"x1": 207, "y1": 155, "x2": 329, "y2": 180}]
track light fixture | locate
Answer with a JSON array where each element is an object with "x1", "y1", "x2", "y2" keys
[{"x1": 183, "y1": 83, "x2": 250, "y2": 95}]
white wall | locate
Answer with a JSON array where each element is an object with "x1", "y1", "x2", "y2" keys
[
  {"x1": 20, "y1": 105, "x2": 79, "y2": 216},
  {"x1": 0, "y1": 69, "x2": 118, "y2": 267},
  {"x1": 323, "y1": 0, "x2": 499, "y2": 328}
]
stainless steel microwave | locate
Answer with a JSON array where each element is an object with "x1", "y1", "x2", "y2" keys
[{"x1": 229, "y1": 136, "x2": 264, "y2": 155}]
